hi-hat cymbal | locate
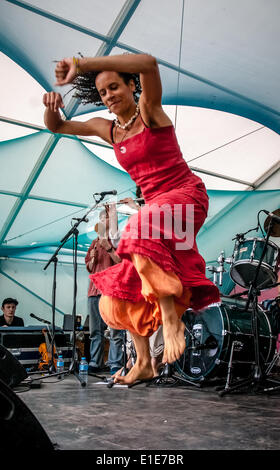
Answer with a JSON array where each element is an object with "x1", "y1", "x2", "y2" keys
[{"x1": 264, "y1": 209, "x2": 280, "y2": 237}]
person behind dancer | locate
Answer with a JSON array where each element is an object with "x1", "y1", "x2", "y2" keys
[
  {"x1": 110, "y1": 187, "x2": 164, "y2": 378},
  {"x1": 43, "y1": 52, "x2": 220, "y2": 385},
  {"x1": 85, "y1": 208, "x2": 124, "y2": 375},
  {"x1": 0, "y1": 298, "x2": 24, "y2": 327}
]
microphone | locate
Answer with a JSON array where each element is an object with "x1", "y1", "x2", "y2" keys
[
  {"x1": 30, "y1": 313, "x2": 51, "y2": 325},
  {"x1": 94, "y1": 190, "x2": 117, "y2": 197},
  {"x1": 263, "y1": 210, "x2": 280, "y2": 224}
]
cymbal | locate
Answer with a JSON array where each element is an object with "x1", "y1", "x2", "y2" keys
[{"x1": 264, "y1": 209, "x2": 280, "y2": 237}]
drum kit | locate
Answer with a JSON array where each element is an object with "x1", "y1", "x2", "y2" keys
[{"x1": 175, "y1": 208, "x2": 280, "y2": 396}]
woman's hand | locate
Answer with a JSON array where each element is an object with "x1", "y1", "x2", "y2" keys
[
  {"x1": 55, "y1": 58, "x2": 77, "y2": 86},
  {"x1": 43, "y1": 92, "x2": 64, "y2": 113}
]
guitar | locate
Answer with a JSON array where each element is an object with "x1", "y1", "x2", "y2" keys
[{"x1": 38, "y1": 327, "x2": 58, "y2": 371}]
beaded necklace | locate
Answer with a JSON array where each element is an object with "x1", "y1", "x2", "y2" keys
[
  {"x1": 114, "y1": 104, "x2": 140, "y2": 130},
  {"x1": 114, "y1": 104, "x2": 141, "y2": 145}
]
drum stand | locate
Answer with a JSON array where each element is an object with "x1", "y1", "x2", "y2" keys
[
  {"x1": 145, "y1": 362, "x2": 202, "y2": 388},
  {"x1": 217, "y1": 220, "x2": 280, "y2": 396}
]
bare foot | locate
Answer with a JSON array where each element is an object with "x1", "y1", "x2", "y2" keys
[
  {"x1": 114, "y1": 360, "x2": 154, "y2": 385},
  {"x1": 162, "y1": 318, "x2": 186, "y2": 364}
]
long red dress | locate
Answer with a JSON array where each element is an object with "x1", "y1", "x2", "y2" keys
[{"x1": 92, "y1": 123, "x2": 220, "y2": 336}]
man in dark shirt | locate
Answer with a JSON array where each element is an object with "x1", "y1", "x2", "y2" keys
[{"x1": 0, "y1": 298, "x2": 24, "y2": 327}]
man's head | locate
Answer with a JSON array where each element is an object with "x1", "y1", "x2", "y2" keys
[{"x1": 1, "y1": 298, "x2": 18, "y2": 321}]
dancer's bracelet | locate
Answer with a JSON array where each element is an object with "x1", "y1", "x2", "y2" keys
[{"x1": 73, "y1": 56, "x2": 83, "y2": 75}]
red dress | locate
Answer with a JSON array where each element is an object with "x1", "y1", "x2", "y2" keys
[{"x1": 92, "y1": 124, "x2": 220, "y2": 333}]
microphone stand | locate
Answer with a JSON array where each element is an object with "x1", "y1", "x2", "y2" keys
[
  {"x1": 42, "y1": 195, "x2": 105, "y2": 386},
  {"x1": 217, "y1": 219, "x2": 280, "y2": 396}
]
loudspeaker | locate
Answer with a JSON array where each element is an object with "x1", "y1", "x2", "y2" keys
[
  {"x1": 0, "y1": 344, "x2": 27, "y2": 388},
  {"x1": 0, "y1": 378, "x2": 55, "y2": 449}
]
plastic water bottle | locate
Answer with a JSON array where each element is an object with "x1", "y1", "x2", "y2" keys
[
  {"x1": 57, "y1": 354, "x2": 64, "y2": 380},
  {"x1": 79, "y1": 357, "x2": 88, "y2": 385}
]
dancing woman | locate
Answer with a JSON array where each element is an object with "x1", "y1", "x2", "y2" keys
[{"x1": 43, "y1": 53, "x2": 220, "y2": 385}]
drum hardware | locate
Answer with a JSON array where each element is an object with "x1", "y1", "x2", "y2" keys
[
  {"x1": 230, "y1": 210, "x2": 280, "y2": 290},
  {"x1": 232, "y1": 340, "x2": 244, "y2": 352},
  {"x1": 265, "y1": 349, "x2": 280, "y2": 376},
  {"x1": 207, "y1": 251, "x2": 232, "y2": 286},
  {"x1": 230, "y1": 236, "x2": 279, "y2": 289},
  {"x1": 221, "y1": 340, "x2": 248, "y2": 393},
  {"x1": 217, "y1": 213, "x2": 280, "y2": 396},
  {"x1": 175, "y1": 298, "x2": 277, "y2": 387},
  {"x1": 145, "y1": 361, "x2": 202, "y2": 389},
  {"x1": 231, "y1": 226, "x2": 259, "y2": 258},
  {"x1": 187, "y1": 340, "x2": 219, "y2": 351}
]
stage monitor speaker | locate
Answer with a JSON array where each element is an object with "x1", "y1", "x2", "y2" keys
[
  {"x1": 0, "y1": 344, "x2": 27, "y2": 388},
  {"x1": 0, "y1": 378, "x2": 55, "y2": 450}
]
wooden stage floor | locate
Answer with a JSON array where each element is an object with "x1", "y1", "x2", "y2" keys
[{"x1": 15, "y1": 369, "x2": 280, "y2": 452}]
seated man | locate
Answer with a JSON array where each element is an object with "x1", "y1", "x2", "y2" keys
[{"x1": 0, "y1": 298, "x2": 24, "y2": 327}]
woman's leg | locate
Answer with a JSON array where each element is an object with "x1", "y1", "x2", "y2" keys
[
  {"x1": 159, "y1": 295, "x2": 186, "y2": 364},
  {"x1": 114, "y1": 332, "x2": 154, "y2": 385}
]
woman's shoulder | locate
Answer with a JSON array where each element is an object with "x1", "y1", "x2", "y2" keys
[{"x1": 84, "y1": 116, "x2": 114, "y2": 144}]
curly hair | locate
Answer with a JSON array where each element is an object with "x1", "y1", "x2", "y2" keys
[{"x1": 70, "y1": 71, "x2": 142, "y2": 106}]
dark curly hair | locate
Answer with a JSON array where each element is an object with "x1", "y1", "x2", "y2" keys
[{"x1": 70, "y1": 71, "x2": 142, "y2": 106}]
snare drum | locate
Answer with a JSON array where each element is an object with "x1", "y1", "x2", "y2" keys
[
  {"x1": 230, "y1": 237, "x2": 279, "y2": 289},
  {"x1": 175, "y1": 298, "x2": 277, "y2": 383}
]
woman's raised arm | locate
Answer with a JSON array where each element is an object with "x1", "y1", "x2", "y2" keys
[
  {"x1": 54, "y1": 54, "x2": 169, "y2": 127},
  {"x1": 43, "y1": 91, "x2": 112, "y2": 141}
]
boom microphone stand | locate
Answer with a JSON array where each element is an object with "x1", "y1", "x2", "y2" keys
[
  {"x1": 43, "y1": 194, "x2": 106, "y2": 386},
  {"x1": 217, "y1": 217, "x2": 280, "y2": 396}
]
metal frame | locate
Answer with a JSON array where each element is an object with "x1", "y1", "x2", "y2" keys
[{"x1": 1, "y1": 0, "x2": 280, "y2": 261}]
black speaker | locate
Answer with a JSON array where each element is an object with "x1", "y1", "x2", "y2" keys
[
  {"x1": 0, "y1": 344, "x2": 27, "y2": 388},
  {"x1": 0, "y1": 378, "x2": 55, "y2": 449}
]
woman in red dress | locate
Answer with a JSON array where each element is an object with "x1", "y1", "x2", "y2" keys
[{"x1": 43, "y1": 53, "x2": 220, "y2": 384}]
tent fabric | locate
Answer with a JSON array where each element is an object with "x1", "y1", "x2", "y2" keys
[
  {"x1": 0, "y1": 0, "x2": 280, "y2": 324},
  {"x1": 1, "y1": 0, "x2": 280, "y2": 130}
]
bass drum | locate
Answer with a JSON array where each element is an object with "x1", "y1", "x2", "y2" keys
[{"x1": 175, "y1": 297, "x2": 278, "y2": 383}]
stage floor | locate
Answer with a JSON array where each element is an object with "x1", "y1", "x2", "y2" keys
[{"x1": 17, "y1": 370, "x2": 280, "y2": 451}]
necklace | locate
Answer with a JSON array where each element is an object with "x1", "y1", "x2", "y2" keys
[{"x1": 114, "y1": 104, "x2": 140, "y2": 130}]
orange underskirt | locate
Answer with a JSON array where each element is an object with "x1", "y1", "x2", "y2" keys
[{"x1": 99, "y1": 254, "x2": 192, "y2": 337}]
